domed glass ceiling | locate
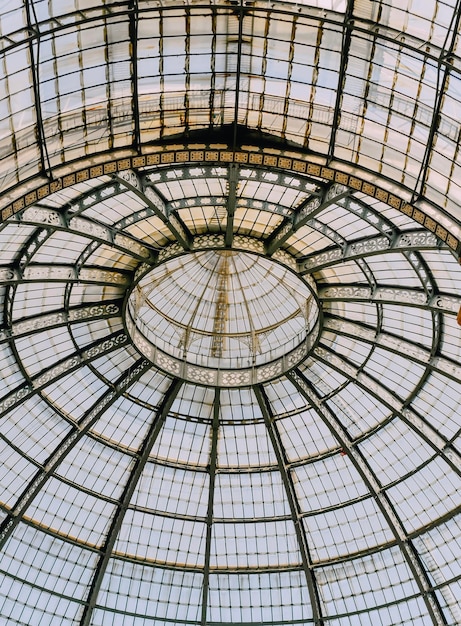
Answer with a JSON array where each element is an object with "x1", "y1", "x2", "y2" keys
[{"x1": 1, "y1": 1, "x2": 461, "y2": 625}]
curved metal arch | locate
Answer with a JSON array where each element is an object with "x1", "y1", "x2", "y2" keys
[
  {"x1": 318, "y1": 283, "x2": 461, "y2": 315},
  {"x1": 3, "y1": 146, "x2": 458, "y2": 256},
  {"x1": 0, "y1": 4, "x2": 456, "y2": 624},
  {"x1": 399, "y1": 249, "x2": 444, "y2": 408},
  {"x1": 322, "y1": 314, "x2": 461, "y2": 385},
  {"x1": 0, "y1": 300, "x2": 123, "y2": 345},
  {"x1": 0, "y1": 357, "x2": 151, "y2": 550},
  {"x1": 0, "y1": 302, "x2": 124, "y2": 411},
  {"x1": 312, "y1": 344, "x2": 461, "y2": 478},
  {"x1": 116, "y1": 189, "x2": 354, "y2": 253},
  {"x1": 14, "y1": 206, "x2": 157, "y2": 264},
  {"x1": 0, "y1": 263, "x2": 131, "y2": 287},
  {"x1": 149, "y1": 163, "x2": 321, "y2": 196},
  {"x1": 298, "y1": 229, "x2": 440, "y2": 274},
  {"x1": 0, "y1": 330, "x2": 129, "y2": 419},
  {"x1": 2, "y1": 9, "x2": 458, "y2": 255},
  {"x1": 140, "y1": 163, "x2": 324, "y2": 244},
  {"x1": 318, "y1": 245, "x2": 443, "y2": 417},
  {"x1": 1, "y1": 1, "x2": 458, "y2": 73},
  {"x1": 286, "y1": 368, "x2": 448, "y2": 626}
]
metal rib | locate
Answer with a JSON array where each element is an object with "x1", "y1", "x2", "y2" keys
[
  {"x1": 298, "y1": 229, "x2": 440, "y2": 275},
  {"x1": 0, "y1": 299, "x2": 122, "y2": 345},
  {"x1": 0, "y1": 330, "x2": 129, "y2": 420},
  {"x1": 79, "y1": 377, "x2": 182, "y2": 626},
  {"x1": 313, "y1": 344, "x2": 461, "y2": 477},
  {"x1": 254, "y1": 385, "x2": 324, "y2": 626},
  {"x1": 265, "y1": 184, "x2": 350, "y2": 256},
  {"x1": 0, "y1": 358, "x2": 151, "y2": 551},
  {"x1": 322, "y1": 314, "x2": 461, "y2": 384},
  {"x1": 200, "y1": 387, "x2": 220, "y2": 626},
  {"x1": 318, "y1": 283, "x2": 461, "y2": 315},
  {"x1": 287, "y1": 368, "x2": 448, "y2": 626}
]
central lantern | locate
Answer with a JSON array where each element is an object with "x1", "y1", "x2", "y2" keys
[{"x1": 125, "y1": 244, "x2": 320, "y2": 386}]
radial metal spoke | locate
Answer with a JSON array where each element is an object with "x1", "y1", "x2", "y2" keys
[
  {"x1": 286, "y1": 368, "x2": 448, "y2": 626},
  {"x1": 0, "y1": 358, "x2": 151, "y2": 550},
  {"x1": 79, "y1": 377, "x2": 182, "y2": 626},
  {"x1": 200, "y1": 388, "x2": 220, "y2": 626},
  {"x1": 224, "y1": 164, "x2": 239, "y2": 248},
  {"x1": 265, "y1": 183, "x2": 350, "y2": 256},
  {"x1": 115, "y1": 170, "x2": 192, "y2": 248},
  {"x1": 254, "y1": 385, "x2": 324, "y2": 626}
]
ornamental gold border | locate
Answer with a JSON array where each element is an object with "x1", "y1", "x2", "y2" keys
[{"x1": 2, "y1": 148, "x2": 457, "y2": 253}]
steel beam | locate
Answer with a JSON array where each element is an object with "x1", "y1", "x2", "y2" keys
[
  {"x1": 0, "y1": 358, "x2": 151, "y2": 550},
  {"x1": 0, "y1": 330, "x2": 129, "y2": 419},
  {"x1": 298, "y1": 230, "x2": 439, "y2": 274},
  {"x1": 265, "y1": 183, "x2": 350, "y2": 256},
  {"x1": 115, "y1": 170, "x2": 192, "y2": 248},
  {"x1": 2, "y1": 2, "x2": 459, "y2": 75},
  {"x1": 149, "y1": 164, "x2": 321, "y2": 195},
  {"x1": 232, "y1": 0, "x2": 244, "y2": 149},
  {"x1": 340, "y1": 194, "x2": 396, "y2": 236},
  {"x1": 327, "y1": 0, "x2": 354, "y2": 161},
  {"x1": 15, "y1": 206, "x2": 156, "y2": 264},
  {"x1": 129, "y1": 0, "x2": 141, "y2": 152},
  {"x1": 16, "y1": 227, "x2": 54, "y2": 270},
  {"x1": 200, "y1": 388, "x2": 220, "y2": 626},
  {"x1": 24, "y1": 0, "x2": 51, "y2": 179},
  {"x1": 318, "y1": 283, "x2": 461, "y2": 315},
  {"x1": 323, "y1": 314, "x2": 461, "y2": 385},
  {"x1": 225, "y1": 164, "x2": 239, "y2": 247},
  {"x1": 412, "y1": 1, "x2": 461, "y2": 202},
  {"x1": 287, "y1": 368, "x2": 448, "y2": 626},
  {"x1": 254, "y1": 385, "x2": 324, "y2": 626},
  {"x1": 0, "y1": 264, "x2": 131, "y2": 287},
  {"x1": 79, "y1": 377, "x2": 182, "y2": 626},
  {"x1": 0, "y1": 300, "x2": 122, "y2": 345},
  {"x1": 398, "y1": 249, "x2": 444, "y2": 406},
  {"x1": 312, "y1": 344, "x2": 461, "y2": 477},
  {"x1": 67, "y1": 181, "x2": 125, "y2": 218}
]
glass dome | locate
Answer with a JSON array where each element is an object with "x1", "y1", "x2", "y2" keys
[
  {"x1": 125, "y1": 247, "x2": 319, "y2": 381},
  {"x1": 0, "y1": 1, "x2": 461, "y2": 625}
]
